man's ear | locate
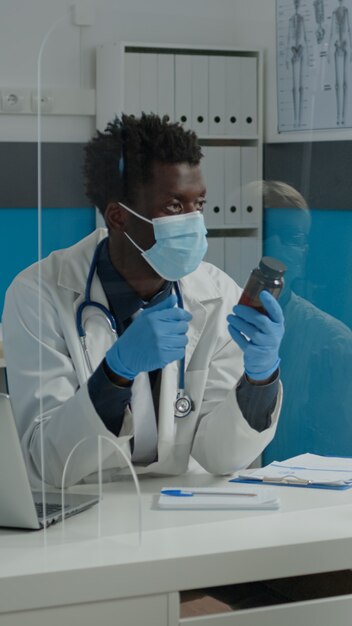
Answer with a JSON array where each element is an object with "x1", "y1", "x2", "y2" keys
[{"x1": 104, "y1": 202, "x2": 128, "y2": 232}]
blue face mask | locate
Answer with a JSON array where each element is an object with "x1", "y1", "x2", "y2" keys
[{"x1": 120, "y1": 203, "x2": 208, "y2": 281}]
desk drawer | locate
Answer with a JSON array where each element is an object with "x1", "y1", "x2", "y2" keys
[
  {"x1": 0, "y1": 593, "x2": 168, "y2": 626},
  {"x1": 180, "y1": 593, "x2": 352, "y2": 626}
]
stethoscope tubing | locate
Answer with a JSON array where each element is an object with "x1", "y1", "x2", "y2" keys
[{"x1": 76, "y1": 242, "x2": 193, "y2": 417}]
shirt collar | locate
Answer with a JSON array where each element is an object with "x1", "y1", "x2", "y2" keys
[{"x1": 96, "y1": 238, "x2": 172, "y2": 325}]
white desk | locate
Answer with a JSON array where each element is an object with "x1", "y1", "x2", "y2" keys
[{"x1": 0, "y1": 474, "x2": 352, "y2": 625}]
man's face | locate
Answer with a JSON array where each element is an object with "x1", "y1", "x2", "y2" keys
[
  {"x1": 263, "y1": 207, "x2": 311, "y2": 292},
  {"x1": 125, "y1": 161, "x2": 207, "y2": 251}
]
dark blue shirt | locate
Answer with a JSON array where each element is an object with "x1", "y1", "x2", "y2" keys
[{"x1": 88, "y1": 238, "x2": 278, "y2": 437}]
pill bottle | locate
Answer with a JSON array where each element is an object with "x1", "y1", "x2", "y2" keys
[{"x1": 238, "y1": 257, "x2": 287, "y2": 314}]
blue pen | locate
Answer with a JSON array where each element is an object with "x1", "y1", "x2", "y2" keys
[
  {"x1": 161, "y1": 489, "x2": 194, "y2": 497},
  {"x1": 160, "y1": 488, "x2": 257, "y2": 497}
]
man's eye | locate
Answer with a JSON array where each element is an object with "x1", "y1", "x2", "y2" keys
[
  {"x1": 196, "y1": 199, "x2": 207, "y2": 213},
  {"x1": 165, "y1": 202, "x2": 183, "y2": 214}
]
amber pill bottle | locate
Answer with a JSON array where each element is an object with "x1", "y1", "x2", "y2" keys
[{"x1": 238, "y1": 256, "x2": 287, "y2": 314}]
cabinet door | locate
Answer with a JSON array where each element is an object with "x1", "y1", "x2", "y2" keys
[
  {"x1": 208, "y1": 56, "x2": 226, "y2": 135},
  {"x1": 224, "y1": 147, "x2": 241, "y2": 226},
  {"x1": 202, "y1": 147, "x2": 224, "y2": 227},
  {"x1": 241, "y1": 146, "x2": 260, "y2": 226},
  {"x1": 240, "y1": 56, "x2": 258, "y2": 136},
  {"x1": 0, "y1": 595, "x2": 169, "y2": 626}
]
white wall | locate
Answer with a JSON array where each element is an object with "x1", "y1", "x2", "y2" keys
[{"x1": 1, "y1": 0, "x2": 350, "y2": 143}]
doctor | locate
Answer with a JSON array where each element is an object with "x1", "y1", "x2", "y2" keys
[{"x1": 3, "y1": 113, "x2": 284, "y2": 488}]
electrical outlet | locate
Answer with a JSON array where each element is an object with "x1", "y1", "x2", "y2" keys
[
  {"x1": 1, "y1": 90, "x2": 24, "y2": 112},
  {"x1": 31, "y1": 90, "x2": 54, "y2": 113}
]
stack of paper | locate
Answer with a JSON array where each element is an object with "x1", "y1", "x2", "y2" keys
[
  {"x1": 231, "y1": 453, "x2": 352, "y2": 490},
  {"x1": 157, "y1": 485, "x2": 280, "y2": 510}
]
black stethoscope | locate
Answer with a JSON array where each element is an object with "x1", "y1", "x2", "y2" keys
[{"x1": 76, "y1": 243, "x2": 194, "y2": 418}]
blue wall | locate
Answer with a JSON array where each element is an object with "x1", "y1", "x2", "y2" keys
[
  {"x1": 0, "y1": 207, "x2": 96, "y2": 318},
  {"x1": 304, "y1": 209, "x2": 352, "y2": 329},
  {"x1": 263, "y1": 207, "x2": 352, "y2": 463},
  {"x1": 264, "y1": 208, "x2": 352, "y2": 328}
]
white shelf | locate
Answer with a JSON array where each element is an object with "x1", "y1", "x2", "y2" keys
[
  {"x1": 199, "y1": 135, "x2": 259, "y2": 141},
  {"x1": 96, "y1": 42, "x2": 263, "y2": 286}
]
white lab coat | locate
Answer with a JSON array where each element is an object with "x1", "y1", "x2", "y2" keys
[{"x1": 3, "y1": 229, "x2": 281, "y2": 487}]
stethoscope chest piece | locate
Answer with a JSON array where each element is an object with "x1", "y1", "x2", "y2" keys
[{"x1": 174, "y1": 390, "x2": 194, "y2": 418}]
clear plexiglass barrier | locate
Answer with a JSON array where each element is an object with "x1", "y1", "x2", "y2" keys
[
  {"x1": 0, "y1": 7, "x2": 144, "y2": 543},
  {"x1": 36, "y1": 10, "x2": 143, "y2": 541},
  {"x1": 1, "y1": 1, "x2": 352, "y2": 549}
]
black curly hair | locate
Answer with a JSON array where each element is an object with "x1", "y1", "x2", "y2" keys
[{"x1": 84, "y1": 112, "x2": 203, "y2": 216}]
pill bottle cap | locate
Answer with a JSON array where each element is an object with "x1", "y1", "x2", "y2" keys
[{"x1": 259, "y1": 256, "x2": 287, "y2": 278}]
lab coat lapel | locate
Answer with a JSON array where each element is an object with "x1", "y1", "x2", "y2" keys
[
  {"x1": 182, "y1": 294, "x2": 207, "y2": 369},
  {"x1": 157, "y1": 295, "x2": 207, "y2": 462},
  {"x1": 157, "y1": 359, "x2": 178, "y2": 462}
]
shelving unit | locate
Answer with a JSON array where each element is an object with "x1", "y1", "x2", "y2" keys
[{"x1": 96, "y1": 42, "x2": 263, "y2": 286}]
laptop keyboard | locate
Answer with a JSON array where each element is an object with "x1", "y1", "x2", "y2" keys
[{"x1": 35, "y1": 502, "x2": 68, "y2": 518}]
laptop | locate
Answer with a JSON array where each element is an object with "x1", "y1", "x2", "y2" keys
[{"x1": 0, "y1": 393, "x2": 99, "y2": 530}]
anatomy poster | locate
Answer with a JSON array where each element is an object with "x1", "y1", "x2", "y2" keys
[{"x1": 277, "y1": 0, "x2": 352, "y2": 131}]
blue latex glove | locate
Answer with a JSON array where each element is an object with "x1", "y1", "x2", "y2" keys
[
  {"x1": 227, "y1": 290, "x2": 284, "y2": 381},
  {"x1": 106, "y1": 294, "x2": 192, "y2": 380}
]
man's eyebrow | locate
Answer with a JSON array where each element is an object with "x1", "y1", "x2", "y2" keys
[{"x1": 161, "y1": 189, "x2": 207, "y2": 199}]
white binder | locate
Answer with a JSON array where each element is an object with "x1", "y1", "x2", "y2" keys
[
  {"x1": 224, "y1": 146, "x2": 241, "y2": 226},
  {"x1": 191, "y1": 55, "x2": 208, "y2": 134},
  {"x1": 240, "y1": 56, "x2": 258, "y2": 136},
  {"x1": 208, "y1": 56, "x2": 226, "y2": 135},
  {"x1": 202, "y1": 146, "x2": 224, "y2": 227},
  {"x1": 157, "y1": 54, "x2": 174, "y2": 121},
  {"x1": 124, "y1": 52, "x2": 141, "y2": 116},
  {"x1": 140, "y1": 53, "x2": 158, "y2": 114},
  {"x1": 225, "y1": 56, "x2": 241, "y2": 136},
  {"x1": 241, "y1": 146, "x2": 260, "y2": 226},
  {"x1": 175, "y1": 55, "x2": 192, "y2": 129}
]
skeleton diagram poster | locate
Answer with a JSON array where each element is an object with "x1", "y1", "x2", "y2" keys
[{"x1": 277, "y1": 0, "x2": 352, "y2": 131}]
